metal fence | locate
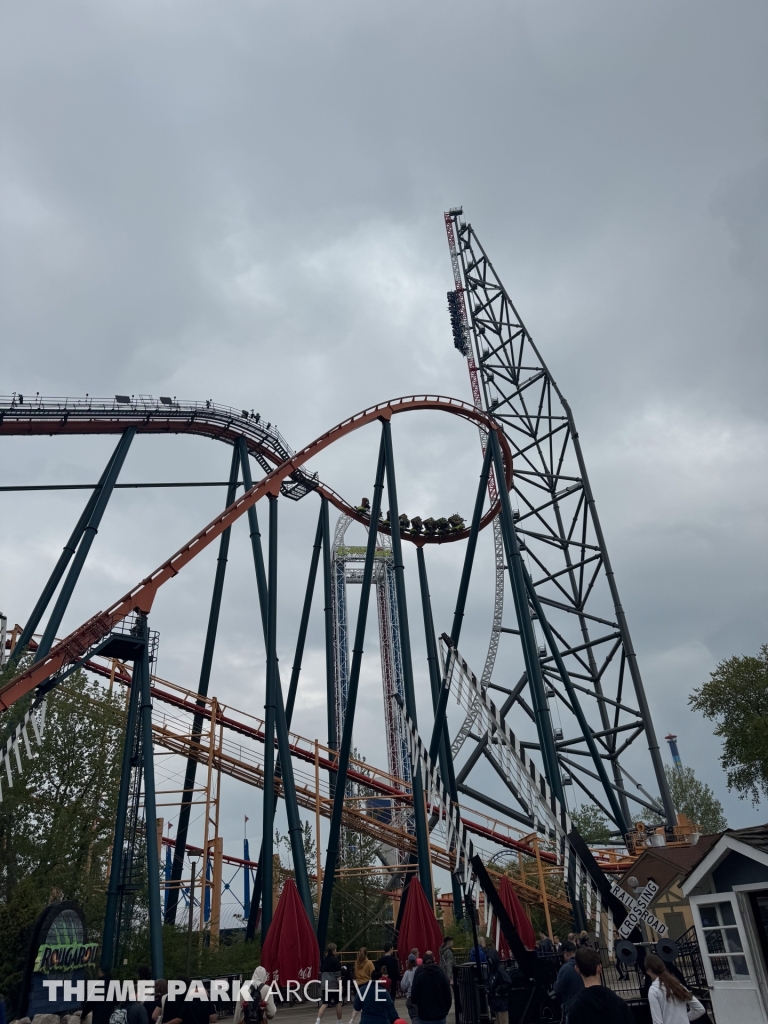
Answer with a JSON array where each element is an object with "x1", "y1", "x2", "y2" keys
[{"x1": 453, "y1": 937, "x2": 714, "y2": 1024}]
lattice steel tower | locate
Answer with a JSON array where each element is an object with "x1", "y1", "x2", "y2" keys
[
  {"x1": 331, "y1": 514, "x2": 411, "y2": 793},
  {"x1": 444, "y1": 209, "x2": 675, "y2": 833}
]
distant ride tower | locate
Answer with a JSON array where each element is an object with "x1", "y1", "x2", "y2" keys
[
  {"x1": 666, "y1": 734, "x2": 683, "y2": 768},
  {"x1": 331, "y1": 514, "x2": 411, "y2": 790}
]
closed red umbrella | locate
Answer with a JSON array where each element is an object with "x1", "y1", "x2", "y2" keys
[
  {"x1": 261, "y1": 878, "x2": 320, "y2": 986},
  {"x1": 397, "y1": 877, "x2": 443, "y2": 971},
  {"x1": 496, "y1": 875, "x2": 537, "y2": 954}
]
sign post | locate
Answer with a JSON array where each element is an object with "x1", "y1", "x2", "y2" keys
[{"x1": 610, "y1": 879, "x2": 668, "y2": 938}]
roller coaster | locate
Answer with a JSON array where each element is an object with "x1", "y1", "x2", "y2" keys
[{"x1": 0, "y1": 209, "x2": 679, "y2": 977}]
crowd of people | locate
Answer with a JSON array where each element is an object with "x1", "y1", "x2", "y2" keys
[
  {"x1": 74, "y1": 932, "x2": 705, "y2": 1024},
  {"x1": 553, "y1": 944, "x2": 706, "y2": 1023},
  {"x1": 313, "y1": 941, "x2": 453, "y2": 1024}
]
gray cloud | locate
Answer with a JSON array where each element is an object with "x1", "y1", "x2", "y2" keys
[{"x1": 2, "y1": 0, "x2": 767, "y2": 889}]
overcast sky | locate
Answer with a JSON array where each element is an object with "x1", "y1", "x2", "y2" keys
[{"x1": 2, "y1": 0, "x2": 767, "y2": 895}]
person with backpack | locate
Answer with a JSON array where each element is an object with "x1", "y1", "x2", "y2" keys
[
  {"x1": 234, "y1": 967, "x2": 277, "y2": 1024},
  {"x1": 375, "y1": 944, "x2": 400, "y2": 997},
  {"x1": 317, "y1": 943, "x2": 344, "y2": 1024},
  {"x1": 399, "y1": 954, "x2": 418, "y2": 1024},
  {"x1": 553, "y1": 941, "x2": 582, "y2": 1021},
  {"x1": 486, "y1": 952, "x2": 512, "y2": 1024},
  {"x1": 409, "y1": 952, "x2": 452, "y2": 1024},
  {"x1": 351, "y1": 970, "x2": 398, "y2": 1024},
  {"x1": 644, "y1": 954, "x2": 705, "y2": 1024}
]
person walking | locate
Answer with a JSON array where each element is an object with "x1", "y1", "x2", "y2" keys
[
  {"x1": 400, "y1": 955, "x2": 418, "y2": 1024},
  {"x1": 352, "y1": 971, "x2": 398, "y2": 1024},
  {"x1": 553, "y1": 941, "x2": 582, "y2": 1021},
  {"x1": 355, "y1": 948, "x2": 376, "y2": 986},
  {"x1": 349, "y1": 949, "x2": 376, "y2": 1024},
  {"x1": 486, "y1": 952, "x2": 512, "y2": 1024},
  {"x1": 538, "y1": 932, "x2": 553, "y2": 954},
  {"x1": 568, "y1": 948, "x2": 632, "y2": 1024},
  {"x1": 644, "y1": 954, "x2": 705, "y2": 1024},
  {"x1": 439, "y1": 936, "x2": 455, "y2": 983},
  {"x1": 317, "y1": 943, "x2": 344, "y2": 1024},
  {"x1": 375, "y1": 944, "x2": 400, "y2": 997},
  {"x1": 234, "y1": 967, "x2": 277, "y2": 1024},
  {"x1": 410, "y1": 953, "x2": 452, "y2": 1024}
]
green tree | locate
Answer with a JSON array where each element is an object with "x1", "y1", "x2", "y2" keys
[
  {"x1": 690, "y1": 644, "x2": 768, "y2": 804},
  {"x1": 0, "y1": 662, "x2": 125, "y2": 1013},
  {"x1": 570, "y1": 804, "x2": 613, "y2": 844},
  {"x1": 664, "y1": 765, "x2": 727, "y2": 834}
]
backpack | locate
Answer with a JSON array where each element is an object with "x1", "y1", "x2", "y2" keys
[
  {"x1": 246, "y1": 1000, "x2": 264, "y2": 1024},
  {"x1": 491, "y1": 966, "x2": 513, "y2": 1000}
]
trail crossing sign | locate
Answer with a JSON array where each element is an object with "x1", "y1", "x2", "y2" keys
[{"x1": 610, "y1": 879, "x2": 668, "y2": 938}]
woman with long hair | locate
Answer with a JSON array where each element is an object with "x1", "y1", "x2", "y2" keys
[
  {"x1": 354, "y1": 947, "x2": 375, "y2": 984},
  {"x1": 645, "y1": 954, "x2": 706, "y2": 1024},
  {"x1": 348, "y1": 948, "x2": 375, "y2": 1024}
]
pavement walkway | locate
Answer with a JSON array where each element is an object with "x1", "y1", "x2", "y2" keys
[{"x1": 254, "y1": 997, "x2": 456, "y2": 1024}]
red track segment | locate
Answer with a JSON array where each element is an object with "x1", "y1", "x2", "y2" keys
[{"x1": 0, "y1": 395, "x2": 512, "y2": 712}]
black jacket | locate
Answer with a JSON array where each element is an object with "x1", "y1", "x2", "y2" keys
[
  {"x1": 410, "y1": 964, "x2": 452, "y2": 1022},
  {"x1": 568, "y1": 986, "x2": 632, "y2": 1024},
  {"x1": 376, "y1": 954, "x2": 400, "y2": 989},
  {"x1": 553, "y1": 959, "x2": 583, "y2": 1015}
]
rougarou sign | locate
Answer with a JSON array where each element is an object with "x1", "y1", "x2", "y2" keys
[{"x1": 19, "y1": 900, "x2": 97, "y2": 1016}]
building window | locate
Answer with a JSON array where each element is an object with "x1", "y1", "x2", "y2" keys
[
  {"x1": 664, "y1": 911, "x2": 686, "y2": 940},
  {"x1": 699, "y1": 901, "x2": 750, "y2": 979}
]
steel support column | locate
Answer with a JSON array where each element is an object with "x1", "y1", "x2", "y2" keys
[
  {"x1": 11, "y1": 443, "x2": 121, "y2": 660},
  {"x1": 261, "y1": 495, "x2": 279, "y2": 941},
  {"x1": 316, "y1": 430, "x2": 386, "y2": 950},
  {"x1": 560, "y1": 399, "x2": 676, "y2": 825},
  {"x1": 241, "y1": 445, "x2": 315, "y2": 937},
  {"x1": 428, "y1": 441, "x2": 493, "y2": 763},
  {"x1": 165, "y1": 445, "x2": 241, "y2": 924},
  {"x1": 489, "y1": 430, "x2": 563, "y2": 804},
  {"x1": 270, "y1": 498, "x2": 316, "y2": 926},
  {"x1": 137, "y1": 617, "x2": 164, "y2": 975},
  {"x1": 522, "y1": 564, "x2": 630, "y2": 834},
  {"x1": 381, "y1": 418, "x2": 432, "y2": 903},
  {"x1": 287, "y1": 504, "x2": 325, "y2": 724},
  {"x1": 101, "y1": 640, "x2": 143, "y2": 971},
  {"x1": 35, "y1": 428, "x2": 136, "y2": 661},
  {"x1": 416, "y1": 546, "x2": 464, "y2": 921},
  {"x1": 321, "y1": 498, "x2": 337, "y2": 794}
]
